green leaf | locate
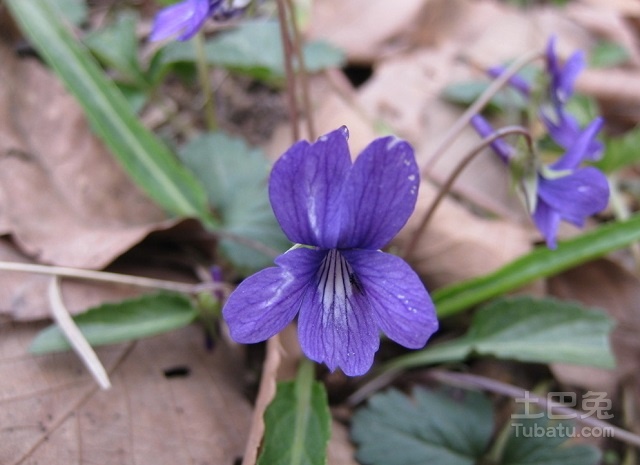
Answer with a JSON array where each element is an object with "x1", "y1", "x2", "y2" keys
[
  {"x1": 389, "y1": 296, "x2": 615, "y2": 370},
  {"x1": 502, "y1": 418, "x2": 601, "y2": 465},
  {"x1": 590, "y1": 40, "x2": 630, "y2": 69},
  {"x1": 7, "y1": 0, "x2": 214, "y2": 224},
  {"x1": 595, "y1": 126, "x2": 640, "y2": 173},
  {"x1": 84, "y1": 10, "x2": 149, "y2": 88},
  {"x1": 258, "y1": 361, "x2": 331, "y2": 465},
  {"x1": 433, "y1": 213, "x2": 640, "y2": 317},
  {"x1": 179, "y1": 132, "x2": 290, "y2": 271},
  {"x1": 30, "y1": 292, "x2": 198, "y2": 353},
  {"x1": 352, "y1": 388, "x2": 494, "y2": 465},
  {"x1": 442, "y1": 80, "x2": 528, "y2": 112},
  {"x1": 56, "y1": 0, "x2": 88, "y2": 26},
  {"x1": 161, "y1": 20, "x2": 345, "y2": 83}
]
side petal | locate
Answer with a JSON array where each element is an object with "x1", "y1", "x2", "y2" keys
[
  {"x1": 297, "y1": 250, "x2": 379, "y2": 376},
  {"x1": 538, "y1": 167, "x2": 610, "y2": 226},
  {"x1": 338, "y1": 136, "x2": 420, "y2": 249},
  {"x1": 222, "y1": 248, "x2": 325, "y2": 343},
  {"x1": 269, "y1": 127, "x2": 351, "y2": 248},
  {"x1": 149, "y1": 0, "x2": 209, "y2": 42},
  {"x1": 532, "y1": 199, "x2": 561, "y2": 249},
  {"x1": 549, "y1": 117, "x2": 603, "y2": 170},
  {"x1": 342, "y1": 249, "x2": 438, "y2": 349}
]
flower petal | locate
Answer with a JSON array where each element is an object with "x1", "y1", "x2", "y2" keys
[
  {"x1": 532, "y1": 199, "x2": 561, "y2": 249},
  {"x1": 297, "y1": 249, "x2": 379, "y2": 376},
  {"x1": 342, "y1": 249, "x2": 438, "y2": 348},
  {"x1": 548, "y1": 116, "x2": 603, "y2": 169},
  {"x1": 222, "y1": 248, "x2": 324, "y2": 343},
  {"x1": 538, "y1": 166, "x2": 610, "y2": 226},
  {"x1": 338, "y1": 136, "x2": 420, "y2": 249},
  {"x1": 149, "y1": 0, "x2": 210, "y2": 42},
  {"x1": 269, "y1": 127, "x2": 351, "y2": 248}
]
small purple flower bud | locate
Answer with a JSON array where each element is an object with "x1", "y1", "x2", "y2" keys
[
  {"x1": 487, "y1": 65, "x2": 531, "y2": 97},
  {"x1": 470, "y1": 114, "x2": 515, "y2": 164}
]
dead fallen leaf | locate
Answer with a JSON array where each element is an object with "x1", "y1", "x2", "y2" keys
[
  {"x1": 394, "y1": 180, "x2": 533, "y2": 290},
  {"x1": 0, "y1": 219, "x2": 211, "y2": 321},
  {"x1": 0, "y1": 42, "x2": 179, "y2": 269},
  {"x1": 0, "y1": 322, "x2": 251, "y2": 464},
  {"x1": 328, "y1": 421, "x2": 358, "y2": 465},
  {"x1": 548, "y1": 259, "x2": 640, "y2": 394},
  {"x1": 306, "y1": 0, "x2": 426, "y2": 62}
]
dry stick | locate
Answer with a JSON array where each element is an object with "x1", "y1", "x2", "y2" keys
[
  {"x1": 48, "y1": 276, "x2": 112, "y2": 390},
  {"x1": 401, "y1": 126, "x2": 533, "y2": 259},
  {"x1": 0, "y1": 261, "x2": 227, "y2": 294},
  {"x1": 420, "y1": 49, "x2": 543, "y2": 178},
  {"x1": 284, "y1": 0, "x2": 316, "y2": 140},
  {"x1": 276, "y1": 0, "x2": 300, "y2": 142},
  {"x1": 429, "y1": 370, "x2": 640, "y2": 449},
  {"x1": 242, "y1": 335, "x2": 283, "y2": 465}
]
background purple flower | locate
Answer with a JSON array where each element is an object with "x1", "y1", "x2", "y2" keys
[
  {"x1": 149, "y1": 0, "x2": 249, "y2": 41},
  {"x1": 223, "y1": 127, "x2": 438, "y2": 376},
  {"x1": 470, "y1": 115, "x2": 609, "y2": 249}
]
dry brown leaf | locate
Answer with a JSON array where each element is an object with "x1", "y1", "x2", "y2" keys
[
  {"x1": 0, "y1": 323, "x2": 251, "y2": 464},
  {"x1": 306, "y1": 0, "x2": 426, "y2": 62},
  {"x1": 0, "y1": 219, "x2": 210, "y2": 321},
  {"x1": 0, "y1": 42, "x2": 178, "y2": 269},
  {"x1": 548, "y1": 259, "x2": 640, "y2": 394},
  {"x1": 394, "y1": 181, "x2": 532, "y2": 289},
  {"x1": 328, "y1": 421, "x2": 358, "y2": 465}
]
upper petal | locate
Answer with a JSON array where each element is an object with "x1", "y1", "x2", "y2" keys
[
  {"x1": 222, "y1": 248, "x2": 325, "y2": 343},
  {"x1": 269, "y1": 127, "x2": 351, "y2": 248},
  {"x1": 342, "y1": 249, "x2": 438, "y2": 349},
  {"x1": 338, "y1": 136, "x2": 420, "y2": 249},
  {"x1": 149, "y1": 0, "x2": 210, "y2": 41},
  {"x1": 538, "y1": 167, "x2": 610, "y2": 226},
  {"x1": 297, "y1": 249, "x2": 379, "y2": 376}
]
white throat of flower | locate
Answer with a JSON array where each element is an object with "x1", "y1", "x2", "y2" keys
[{"x1": 317, "y1": 249, "x2": 362, "y2": 325}]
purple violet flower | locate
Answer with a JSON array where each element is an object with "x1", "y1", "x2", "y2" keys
[
  {"x1": 222, "y1": 127, "x2": 439, "y2": 376},
  {"x1": 150, "y1": 0, "x2": 248, "y2": 42},
  {"x1": 545, "y1": 36, "x2": 585, "y2": 107},
  {"x1": 471, "y1": 115, "x2": 609, "y2": 249}
]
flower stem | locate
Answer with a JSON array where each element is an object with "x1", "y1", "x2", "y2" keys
[
  {"x1": 420, "y1": 49, "x2": 543, "y2": 178},
  {"x1": 0, "y1": 260, "x2": 227, "y2": 294},
  {"x1": 194, "y1": 30, "x2": 217, "y2": 131},
  {"x1": 276, "y1": 0, "x2": 300, "y2": 141},
  {"x1": 401, "y1": 126, "x2": 533, "y2": 259},
  {"x1": 284, "y1": 0, "x2": 316, "y2": 140}
]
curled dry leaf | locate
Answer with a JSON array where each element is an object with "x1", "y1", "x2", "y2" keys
[
  {"x1": 0, "y1": 219, "x2": 209, "y2": 321},
  {"x1": 548, "y1": 259, "x2": 640, "y2": 394},
  {"x1": 0, "y1": 323, "x2": 251, "y2": 465},
  {"x1": 0, "y1": 42, "x2": 176, "y2": 269}
]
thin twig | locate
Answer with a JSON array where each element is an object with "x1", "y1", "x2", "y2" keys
[
  {"x1": 401, "y1": 126, "x2": 533, "y2": 259},
  {"x1": 284, "y1": 0, "x2": 315, "y2": 140},
  {"x1": 48, "y1": 276, "x2": 111, "y2": 390},
  {"x1": 421, "y1": 49, "x2": 543, "y2": 177},
  {"x1": 0, "y1": 261, "x2": 227, "y2": 294},
  {"x1": 276, "y1": 0, "x2": 300, "y2": 142},
  {"x1": 429, "y1": 370, "x2": 640, "y2": 449},
  {"x1": 242, "y1": 335, "x2": 283, "y2": 465}
]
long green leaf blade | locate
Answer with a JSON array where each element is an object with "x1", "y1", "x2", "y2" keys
[
  {"x1": 30, "y1": 292, "x2": 199, "y2": 353},
  {"x1": 7, "y1": 0, "x2": 213, "y2": 222},
  {"x1": 433, "y1": 214, "x2": 640, "y2": 317}
]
